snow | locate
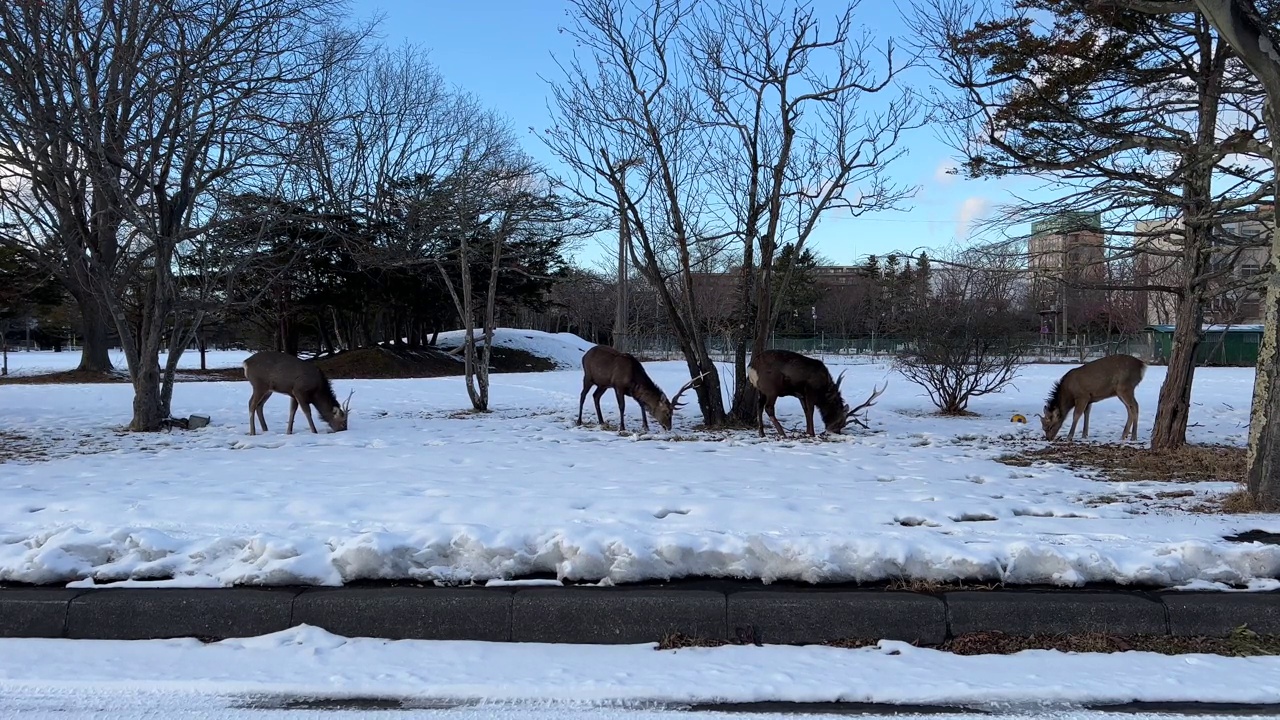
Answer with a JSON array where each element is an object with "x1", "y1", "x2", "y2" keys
[
  {"x1": 1, "y1": 348, "x2": 251, "y2": 376},
  {"x1": 1, "y1": 626, "x2": 1280, "y2": 713},
  {"x1": 1, "y1": 331, "x2": 1279, "y2": 589},
  {"x1": 433, "y1": 328, "x2": 596, "y2": 369}
]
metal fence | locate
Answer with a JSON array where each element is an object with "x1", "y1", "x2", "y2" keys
[{"x1": 626, "y1": 333, "x2": 1156, "y2": 365}]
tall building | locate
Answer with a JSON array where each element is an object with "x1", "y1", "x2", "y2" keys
[
  {"x1": 1028, "y1": 211, "x2": 1107, "y2": 333},
  {"x1": 1137, "y1": 210, "x2": 1272, "y2": 326}
]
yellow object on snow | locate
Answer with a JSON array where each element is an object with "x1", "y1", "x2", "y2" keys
[{"x1": 1011, "y1": 414, "x2": 1027, "y2": 424}]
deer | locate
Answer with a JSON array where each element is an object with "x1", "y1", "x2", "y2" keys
[
  {"x1": 1039, "y1": 354, "x2": 1146, "y2": 442},
  {"x1": 748, "y1": 349, "x2": 886, "y2": 438},
  {"x1": 243, "y1": 350, "x2": 352, "y2": 436},
  {"x1": 577, "y1": 344, "x2": 705, "y2": 433}
]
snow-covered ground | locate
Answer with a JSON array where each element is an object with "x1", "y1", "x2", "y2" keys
[
  {"x1": 1, "y1": 348, "x2": 252, "y2": 376},
  {"x1": 1, "y1": 330, "x2": 1277, "y2": 589},
  {"x1": 2, "y1": 626, "x2": 1280, "y2": 714}
]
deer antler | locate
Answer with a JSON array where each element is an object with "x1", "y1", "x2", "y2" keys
[
  {"x1": 342, "y1": 390, "x2": 354, "y2": 414},
  {"x1": 671, "y1": 371, "x2": 709, "y2": 409},
  {"x1": 835, "y1": 369, "x2": 847, "y2": 390},
  {"x1": 846, "y1": 381, "x2": 887, "y2": 430}
]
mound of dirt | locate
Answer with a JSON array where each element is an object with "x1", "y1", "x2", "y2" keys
[{"x1": 314, "y1": 346, "x2": 460, "y2": 379}]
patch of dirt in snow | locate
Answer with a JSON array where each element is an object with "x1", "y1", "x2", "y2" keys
[{"x1": 997, "y1": 442, "x2": 1246, "y2": 484}]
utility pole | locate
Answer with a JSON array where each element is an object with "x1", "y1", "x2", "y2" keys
[
  {"x1": 609, "y1": 157, "x2": 639, "y2": 353},
  {"x1": 613, "y1": 183, "x2": 629, "y2": 353}
]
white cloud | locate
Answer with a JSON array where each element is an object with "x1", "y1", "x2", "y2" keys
[
  {"x1": 934, "y1": 159, "x2": 959, "y2": 184},
  {"x1": 955, "y1": 196, "x2": 991, "y2": 239}
]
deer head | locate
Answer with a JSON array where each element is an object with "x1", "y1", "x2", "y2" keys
[
  {"x1": 821, "y1": 370, "x2": 852, "y2": 434},
  {"x1": 651, "y1": 372, "x2": 708, "y2": 431},
  {"x1": 331, "y1": 390, "x2": 354, "y2": 432}
]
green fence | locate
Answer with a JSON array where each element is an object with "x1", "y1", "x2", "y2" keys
[{"x1": 626, "y1": 334, "x2": 1155, "y2": 365}]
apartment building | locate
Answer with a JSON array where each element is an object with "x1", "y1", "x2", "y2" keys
[
  {"x1": 1137, "y1": 211, "x2": 1272, "y2": 326},
  {"x1": 1027, "y1": 211, "x2": 1108, "y2": 333}
]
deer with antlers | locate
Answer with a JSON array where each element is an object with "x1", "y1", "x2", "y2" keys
[
  {"x1": 1039, "y1": 354, "x2": 1146, "y2": 442},
  {"x1": 748, "y1": 349, "x2": 885, "y2": 438},
  {"x1": 243, "y1": 351, "x2": 352, "y2": 435},
  {"x1": 577, "y1": 345, "x2": 705, "y2": 433}
]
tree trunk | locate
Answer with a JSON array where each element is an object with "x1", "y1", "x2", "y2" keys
[
  {"x1": 1246, "y1": 103, "x2": 1280, "y2": 509},
  {"x1": 130, "y1": 357, "x2": 166, "y2": 432},
  {"x1": 75, "y1": 292, "x2": 114, "y2": 372},
  {"x1": 1, "y1": 318, "x2": 8, "y2": 376},
  {"x1": 1150, "y1": 291, "x2": 1202, "y2": 450},
  {"x1": 728, "y1": 247, "x2": 757, "y2": 426}
]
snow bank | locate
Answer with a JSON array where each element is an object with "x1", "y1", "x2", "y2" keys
[
  {"x1": 1, "y1": 362, "x2": 1278, "y2": 589},
  {"x1": 433, "y1": 328, "x2": 594, "y2": 369},
  {"x1": 2, "y1": 626, "x2": 1280, "y2": 710}
]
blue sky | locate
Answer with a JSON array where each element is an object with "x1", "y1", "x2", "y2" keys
[{"x1": 345, "y1": 0, "x2": 1029, "y2": 267}]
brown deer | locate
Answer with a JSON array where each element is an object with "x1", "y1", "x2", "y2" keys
[
  {"x1": 243, "y1": 351, "x2": 352, "y2": 436},
  {"x1": 748, "y1": 349, "x2": 886, "y2": 438},
  {"x1": 1039, "y1": 354, "x2": 1146, "y2": 442},
  {"x1": 577, "y1": 345, "x2": 705, "y2": 432}
]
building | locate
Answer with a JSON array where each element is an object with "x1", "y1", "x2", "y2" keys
[
  {"x1": 1137, "y1": 210, "x2": 1272, "y2": 326},
  {"x1": 1027, "y1": 211, "x2": 1107, "y2": 334}
]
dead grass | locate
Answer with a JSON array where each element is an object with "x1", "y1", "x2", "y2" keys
[
  {"x1": 658, "y1": 626, "x2": 1280, "y2": 656},
  {"x1": 1194, "y1": 488, "x2": 1262, "y2": 515},
  {"x1": 997, "y1": 442, "x2": 1246, "y2": 484},
  {"x1": 0, "y1": 431, "x2": 49, "y2": 463},
  {"x1": 940, "y1": 627, "x2": 1280, "y2": 657},
  {"x1": 880, "y1": 578, "x2": 1005, "y2": 593}
]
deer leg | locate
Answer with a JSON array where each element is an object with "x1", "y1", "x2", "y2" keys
[
  {"x1": 592, "y1": 386, "x2": 608, "y2": 427},
  {"x1": 640, "y1": 404, "x2": 650, "y2": 433},
  {"x1": 286, "y1": 397, "x2": 299, "y2": 435},
  {"x1": 614, "y1": 388, "x2": 627, "y2": 431},
  {"x1": 1118, "y1": 388, "x2": 1139, "y2": 441},
  {"x1": 577, "y1": 380, "x2": 592, "y2": 426},
  {"x1": 801, "y1": 397, "x2": 816, "y2": 437},
  {"x1": 248, "y1": 394, "x2": 261, "y2": 436},
  {"x1": 249, "y1": 390, "x2": 269, "y2": 435},
  {"x1": 1066, "y1": 404, "x2": 1084, "y2": 441},
  {"x1": 1082, "y1": 403, "x2": 1092, "y2": 439},
  {"x1": 299, "y1": 398, "x2": 320, "y2": 434},
  {"x1": 765, "y1": 397, "x2": 787, "y2": 438},
  {"x1": 756, "y1": 392, "x2": 767, "y2": 438}
]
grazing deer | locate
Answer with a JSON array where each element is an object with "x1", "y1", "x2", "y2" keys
[
  {"x1": 577, "y1": 345, "x2": 705, "y2": 432},
  {"x1": 1039, "y1": 354, "x2": 1146, "y2": 442},
  {"x1": 748, "y1": 349, "x2": 886, "y2": 438},
  {"x1": 243, "y1": 351, "x2": 352, "y2": 436}
]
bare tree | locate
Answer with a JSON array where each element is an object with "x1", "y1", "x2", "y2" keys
[
  {"x1": 0, "y1": 0, "x2": 353, "y2": 430},
  {"x1": 430, "y1": 145, "x2": 588, "y2": 412},
  {"x1": 895, "y1": 249, "x2": 1031, "y2": 414},
  {"x1": 543, "y1": 0, "x2": 920, "y2": 428},
  {"x1": 686, "y1": 0, "x2": 922, "y2": 424},
  {"x1": 543, "y1": 0, "x2": 731, "y2": 426}
]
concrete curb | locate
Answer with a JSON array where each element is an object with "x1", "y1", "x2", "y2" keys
[{"x1": 1, "y1": 584, "x2": 1278, "y2": 644}]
